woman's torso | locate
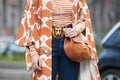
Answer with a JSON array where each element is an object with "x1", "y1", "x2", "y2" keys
[{"x1": 52, "y1": 0, "x2": 72, "y2": 26}]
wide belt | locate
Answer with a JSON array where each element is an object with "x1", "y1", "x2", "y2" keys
[{"x1": 52, "y1": 24, "x2": 72, "y2": 39}]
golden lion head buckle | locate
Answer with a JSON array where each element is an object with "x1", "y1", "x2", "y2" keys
[{"x1": 52, "y1": 25, "x2": 64, "y2": 39}]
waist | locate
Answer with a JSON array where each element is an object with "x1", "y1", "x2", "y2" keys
[
  {"x1": 52, "y1": 24, "x2": 72, "y2": 39},
  {"x1": 52, "y1": 13, "x2": 72, "y2": 26}
]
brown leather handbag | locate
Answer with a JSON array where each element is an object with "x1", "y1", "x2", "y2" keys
[{"x1": 64, "y1": 37, "x2": 91, "y2": 62}]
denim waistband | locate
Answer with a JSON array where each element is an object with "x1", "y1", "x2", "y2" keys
[
  {"x1": 52, "y1": 36, "x2": 64, "y2": 49},
  {"x1": 52, "y1": 36, "x2": 65, "y2": 55}
]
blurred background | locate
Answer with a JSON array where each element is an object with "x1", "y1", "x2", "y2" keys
[{"x1": 0, "y1": 0, "x2": 120, "y2": 80}]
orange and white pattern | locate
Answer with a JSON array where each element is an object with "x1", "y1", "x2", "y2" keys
[{"x1": 15, "y1": 0, "x2": 101, "y2": 80}]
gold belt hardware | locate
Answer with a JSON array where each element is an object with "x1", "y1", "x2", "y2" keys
[{"x1": 52, "y1": 25, "x2": 64, "y2": 39}]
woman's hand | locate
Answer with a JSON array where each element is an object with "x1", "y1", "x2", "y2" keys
[
  {"x1": 29, "y1": 45, "x2": 42, "y2": 70},
  {"x1": 31, "y1": 54, "x2": 42, "y2": 70},
  {"x1": 64, "y1": 28, "x2": 78, "y2": 38}
]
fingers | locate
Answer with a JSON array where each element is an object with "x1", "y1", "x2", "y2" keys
[
  {"x1": 38, "y1": 58, "x2": 43, "y2": 69},
  {"x1": 32, "y1": 57, "x2": 42, "y2": 70},
  {"x1": 64, "y1": 28, "x2": 78, "y2": 38},
  {"x1": 32, "y1": 62, "x2": 37, "y2": 70},
  {"x1": 32, "y1": 61, "x2": 42, "y2": 70},
  {"x1": 64, "y1": 28, "x2": 71, "y2": 37}
]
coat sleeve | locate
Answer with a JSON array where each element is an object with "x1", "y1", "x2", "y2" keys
[
  {"x1": 77, "y1": 1, "x2": 101, "y2": 80},
  {"x1": 78, "y1": 0, "x2": 98, "y2": 62},
  {"x1": 15, "y1": 0, "x2": 40, "y2": 49}
]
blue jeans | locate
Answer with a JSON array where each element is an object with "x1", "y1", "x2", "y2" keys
[{"x1": 52, "y1": 37, "x2": 80, "y2": 80}]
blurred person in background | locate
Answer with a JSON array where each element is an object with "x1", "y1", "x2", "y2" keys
[{"x1": 15, "y1": 0, "x2": 101, "y2": 80}]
